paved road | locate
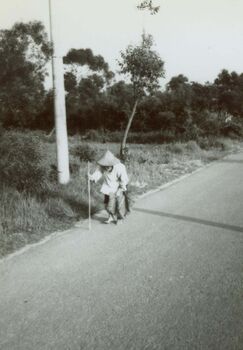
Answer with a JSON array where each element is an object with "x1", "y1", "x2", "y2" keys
[{"x1": 1, "y1": 152, "x2": 243, "y2": 350}]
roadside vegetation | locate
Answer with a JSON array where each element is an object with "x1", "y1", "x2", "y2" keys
[
  {"x1": 1, "y1": 20, "x2": 243, "y2": 257},
  {"x1": 0, "y1": 130, "x2": 242, "y2": 258}
]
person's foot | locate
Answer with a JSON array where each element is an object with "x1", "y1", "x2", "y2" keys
[
  {"x1": 104, "y1": 215, "x2": 116, "y2": 224},
  {"x1": 116, "y1": 219, "x2": 124, "y2": 225}
]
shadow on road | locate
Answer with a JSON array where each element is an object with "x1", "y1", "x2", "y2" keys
[{"x1": 134, "y1": 208, "x2": 243, "y2": 233}]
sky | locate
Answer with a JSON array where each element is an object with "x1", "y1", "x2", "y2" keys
[{"x1": 1, "y1": 0, "x2": 243, "y2": 86}]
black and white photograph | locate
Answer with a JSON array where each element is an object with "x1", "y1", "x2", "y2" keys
[{"x1": 0, "y1": 0, "x2": 243, "y2": 349}]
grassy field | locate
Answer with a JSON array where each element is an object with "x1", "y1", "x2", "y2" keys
[{"x1": 0, "y1": 133, "x2": 242, "y2": 258}]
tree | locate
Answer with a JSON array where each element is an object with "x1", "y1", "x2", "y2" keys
[
  {"x1": 165, "y1": 74, "x2": 192, "y2": 128},
  {"x1": 63, "y1": 48, "x2": 115, "y2": 132},
  {"x1": 0, "y1": 21, "x2": 51, "y2": 128},
  {"x1": 66, "y1": 73, "x2": 106, "y2": 132},
  {"x1": 100, "y1": 81, "x2": 134, "y2": 131},
  {"x1": 118, "y1": 33, "x2": 165, "y2": 156},
  {"x1": 213, "y1": 70, "x2": 243, "y2": 117},
  {"x1": 64, "y1": 48, "x2": 114, "y2": 84},
  {"x1": 137, "y1": 0, "x2": 160, "y2": 14},
  {"x1": 167, "y1": 74, "x2": 189, "y2": 92}
]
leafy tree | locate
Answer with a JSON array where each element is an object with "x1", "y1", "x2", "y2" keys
[
  {"x1": 65, "y1": 73, "x2": 106, "y2": 132},
  {"x1": 64, "y1": 72, "x2": 77, "y2": 92},
  {"x1": 63, "y1": 48, "x2": 115, "y2": 132},
  {"x1": 213, "y1": 70, "x2": 243, "y2": 117},
  {"x1": 166, "y1": 75, "x2": 191, "y2": 124},
  {"x1": 78, "y1": 74, "x2": 105, "y2": 99},
  {"x1": 64, "y1": 48, "x2": 114, "y2": 84},
  {"x1": 36, "y1": 90, "x2": 54, "y2": 131},
  {"x1": 167, "y1": 74, "x2": 189, "y2": 92},
  {"x1": 137, "y1": 0, "x2": 160, "y2": 14},
  {"x1": 135, "y1": 95, "x2": 162, "y2": 131},
  {"x1": 190, "y1": 82, "x2": 214, "y2": 112},
  {"x1": 0, "y1": 21, "x2": 51, "y2": 128},
  {"x1": 118, "y1": 33, "x2": 165, "y2": 156},
  {"x1": 105, "y1": 81, "x2": 134, "y2": 130}
]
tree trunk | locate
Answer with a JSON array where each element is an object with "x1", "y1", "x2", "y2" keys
[
  {"x1": 47, "y1": 127, "x2": 55, "y2": 138},
  {"x1": 120, "y1": 99, "x2": 138, "y2": 157}
]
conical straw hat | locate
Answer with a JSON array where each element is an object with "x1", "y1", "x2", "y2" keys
[{"x1": 97, "y1": 150, "x2": 120, "y2": 166}]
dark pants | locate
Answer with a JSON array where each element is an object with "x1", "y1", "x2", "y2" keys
[{"x1": 104, "y1": 193, "x2": 126, "y2": 219}]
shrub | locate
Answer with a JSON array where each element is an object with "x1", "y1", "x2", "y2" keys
[
  {"x1": 44, "y1": 197, "x2": 76, "y2": 218},
  {"x1": 197, "y1": 137, "x2": 211, "y2": 150},
  {"x1": 137, "y1": 154, "x2": 148, "y2": 164},
  {"x1": 166, "y1": 142, "x2": 184, "y2": 154},
  {"x1": 214, "y1": 138, "x2": 233, "y2": 151},
  {"x1": 69, "y1": 161, "x2": 81, "y2": 175},
  {"x1": 0, "y1": 131, "x2": 47, "y2": 193},
  {"x1": 220, "y1": 121, "x2": 243, "y2": 137},
  {"x1": 84, "y1": 129, "x2": 110, "y2": 142},
  {"x1": 183, "y1": 123, "x2": 201, "y2": 141},
  {"x1": 185, "y1": 140, "x2": 201, "y2": 153},
  {"x1": 71, "y1": 143, "x2": 98, "y2": 162},
  {"x1": 197, "y1": 136, "x2": 220, "y2": 150},
  {"x1": 201, "y1": 112, "x2": 223, "y2": 136},
  {"x1": 82, "y1": 129, "x2": 177, "y2": 145},
  {"x1": 0, "y1": 185, "x2": 52, "y2": 256},
  {"x1": 126, "y1": 131, "x2": 175, "y2": 144}
]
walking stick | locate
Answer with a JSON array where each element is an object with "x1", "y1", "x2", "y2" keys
[{"x1": 87, "y1": 161, "x2": 91, "y2": 230}]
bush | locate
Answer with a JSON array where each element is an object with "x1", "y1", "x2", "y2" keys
[
  {"x1": 84, "y1": 129, "x2": 109, "y2": 142},
  {"x1": 126, "y1": 131, "x2": 175, "y2": 144},
  {"x1": 183, "y1": 123, "x2": 201, "y2": 141},
  {"x1": 0, "y1": 131, "x2": 47, "y2": 193},
  {"x1": 44, "y1": 197, "x2": 76, "y2": 218},
  {"x1": 214, "y1": 138, "x2": 233, "y2": 151},
  {"x1": 71, "y1": 143, "x2": 98, "y2": 162},
  {"x1": 205, "y1": 113, "x2": 225, "y2": 136},
  {"x1": 185, "y1": 140, "x2": 201, "y2": 153},
  {"x1": 166, "y1": 142, "x2": 184, "y2": 154},
  {"x1": 220, "y1": 121, "x2": 243, "y2": 137},
  {"x1": 197, "y1": 136, "x2": 220, "y2": 150},
  {"x1": 197, "y1": 136, "x2": 235, "y2": 152},
  {"x1": 82, "y1": 129, "x2": 177, "y2": 144}
]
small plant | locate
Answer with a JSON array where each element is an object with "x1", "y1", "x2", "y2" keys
[
  {"x1": 197, "y1": 137, "x2": 211, "y2": 150},
  {"x1": 185, "y1": 140, "x2": 201, "y2": 153},
  {"x1": 214, "y1": 138, "x2": 233, "y2": 151},
  {"x1": 166, "y1": 142, "x2": 184, "y2": 154},
  {"x1": 137, "y1": 154, "x2": 148, "y2": 164},
  {"x1": 119, "y1": 146, "x2": 131, "y2": 163},
  {"x1": 84, "y1": 129, "x2": 109, "y2": 142}
]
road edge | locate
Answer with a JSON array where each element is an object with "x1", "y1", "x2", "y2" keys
[{"x1": 1, "y1": 148, "x2": 242, "y2": 263}]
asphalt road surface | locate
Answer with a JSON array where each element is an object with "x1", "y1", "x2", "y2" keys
[{"x1": 1, "y1": 152, "x2": 243, "y2": 350}]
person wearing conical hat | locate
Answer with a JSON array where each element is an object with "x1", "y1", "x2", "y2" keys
[{"x1": 89, "y1": 150, "x2": 129, "y2": 224}]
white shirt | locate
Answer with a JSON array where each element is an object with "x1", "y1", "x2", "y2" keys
[{"x1": 90, "y1": 162, "x2": 129, "y2": 195}]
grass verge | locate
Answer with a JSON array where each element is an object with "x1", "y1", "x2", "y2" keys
[{"x1": 0, "y1": 135, "x2": 242, "y2": 258}]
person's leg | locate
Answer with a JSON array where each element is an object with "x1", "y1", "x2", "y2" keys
[
  {"x1": 104, "y1": 194, "x2": 117, "y2": 224},
  {"x1": 116, "y1": 192, "x2": 126, "y2": 222},
  {"x1": 124, "y1": 187, "x2": 134, "y2": 215}
]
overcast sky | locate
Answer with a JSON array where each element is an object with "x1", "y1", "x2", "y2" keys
[{"x1": 1, "y1": 0, "x2": 243, "y2": 86}]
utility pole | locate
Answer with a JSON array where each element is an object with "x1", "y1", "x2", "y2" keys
[{"x1": 49, "y1": 0, "x2": 70, "y2": 184}]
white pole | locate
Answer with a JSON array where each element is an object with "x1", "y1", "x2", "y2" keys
[
  {"x1": 88, "y1": 162, "x2": 91, "y2": 230},
  {"x1": 49, "y1": 0, "x2": 70, "y2": 184}
]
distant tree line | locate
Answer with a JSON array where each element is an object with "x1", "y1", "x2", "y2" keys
[{"x1": 1, "y1": 21, "x2": 243, "y2": 140}]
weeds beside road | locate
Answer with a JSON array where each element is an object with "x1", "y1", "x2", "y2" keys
[{"x1": 0, "y1": 131, "x2": 242, "y2": 258}]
